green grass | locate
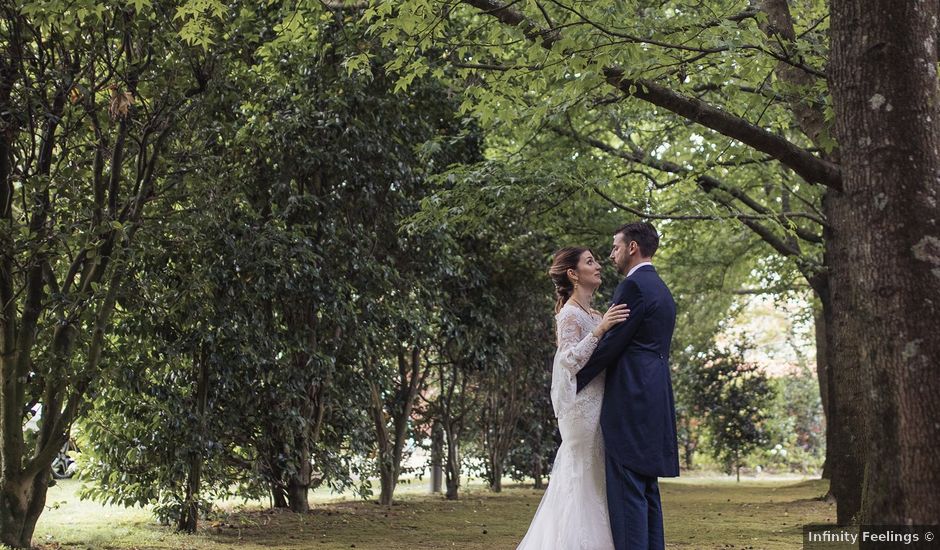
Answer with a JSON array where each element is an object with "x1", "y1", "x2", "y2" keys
[{"x1": 35, "y1": 475, "x2": 836, "y2": 549}]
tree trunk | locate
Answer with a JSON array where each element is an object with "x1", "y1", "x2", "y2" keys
[
  {"x1": 813, "y1": 301, "x2": 832, "y2": 481},
  {"x1": 488, "y1": 459, "x2": 502, "y2": 493},
  {"x1": 444, "y1": 429, "x2": 460, "y2": 500},
  {"x1": 378, "y1": 462, "x2": 398, "y2": 507},
  {"x1": 286, "y1": 444, "x2": 311, "y2": 513},
  {"x1": 370, "y1": 380, "x2": 397, "y2": 507},
  {"x1": 760, "y1": 0, "x2": 863, "y2": 511},
  {"x1": 179, "y1": 456, "x2": 202, "y2": 533},
  {"x1": 283, "y1": 365, "x2": 327, "y2": 513},
  {"x1": 816, "y1": 250, "x2": 868, "y2": 524},
  {"x1": 532, "y1": 456, "x2": 544, "y2": 490},
  {"x1": 271, "y1": 482, "x2": 288, "y2": 509},
  {"x1": 481, "y1": 358, "x2": 531, "y2": 495},
  {"x1": 179, "y1": 347, "x2": 210, "y2": 533},
  {"x1": 830, "y1": 0, "x2": 940, "y2": 524},
  {"x1": 371, "y1": 347, "x2": 424, "y2": 506},
  {"x1": 680, "y1": 414, "x2": 696, "y2": 470},
  {"x1": 430, "y1": 420, "x2": 443, "y2": 493},
  {"x1": 266, "y1": 438, "x2": 289, "y2": 509},
  {"x1": 0, "y1": 471, "x2": 49, "y2": 548}
]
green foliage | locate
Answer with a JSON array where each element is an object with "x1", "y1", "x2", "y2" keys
[
  {"x1": 688, "y1": 345, "x2": 776, "y2": 480},
  {"x1": 762, "y1": 366, "x2": 825, "y2": 473},
  {"x1": 503, "y1": 361, "x2": 557, "y2": 484},
  {"x1": 371, "y1": 0, "x2": 827, "y2": 308},
  {"x1": 78, "y1": 1, "x2": 490, "y2": 519}
]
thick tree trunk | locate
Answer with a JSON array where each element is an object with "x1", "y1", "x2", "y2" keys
[
  {"x1": 286, "y1": 473, "x2": 310, "y2": 513},
  {"x1": 378, "y1": 478, "x2": 394, "y2": 506},
  {"x1": 817, "y1": 242, "x2": 868, "y2": 524},
  {"x1": 286, "y1": 443, "x2": 311, "y2": 513},
  {"x1": 0, "y1": 472, "x2": 49, "y2": 548},
  {"x1": 830, "y1": 0, "x2": 940, "y2": 524}
]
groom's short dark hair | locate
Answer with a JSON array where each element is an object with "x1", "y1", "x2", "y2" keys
[{"x1": 616, "y1": 222, "x2": 659, "y2": 257}]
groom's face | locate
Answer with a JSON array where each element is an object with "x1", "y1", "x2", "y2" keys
[{"x1": 610, "y1": 233, "x2": 632, "y2": 275}]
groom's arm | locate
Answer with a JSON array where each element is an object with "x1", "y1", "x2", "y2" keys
[{"x1": 576, "y1": 279, "x2": 645, "y2": 392}]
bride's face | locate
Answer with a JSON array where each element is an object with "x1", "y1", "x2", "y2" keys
[{"x1": 569, "y1": 250, "x2": 602, "y2": 291}]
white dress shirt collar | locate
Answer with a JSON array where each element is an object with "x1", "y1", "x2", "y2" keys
[{"x1": 627, "y1": 261, "x2": 653, "y2": 278}]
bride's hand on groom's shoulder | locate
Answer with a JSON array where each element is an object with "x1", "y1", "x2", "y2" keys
[{"x1": 595, "y1": 304, "x2": 630, "y2": 337}]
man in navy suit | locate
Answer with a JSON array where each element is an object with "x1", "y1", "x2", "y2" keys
[{"x1": 576, "y1": 222, "x2": 679, "y2": 550}]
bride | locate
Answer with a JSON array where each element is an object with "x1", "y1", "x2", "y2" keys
[{"x1": 517, "y1": 247, "x2": 629, "y2": 550}]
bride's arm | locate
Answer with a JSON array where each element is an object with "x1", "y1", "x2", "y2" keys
[{"x1": 555, "y1": 310, "x2": 602, "y2": 379}]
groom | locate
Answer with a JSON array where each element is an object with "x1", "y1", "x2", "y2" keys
[{"x1": 576, "y1": 222, "x2": 679, "y2": 550}]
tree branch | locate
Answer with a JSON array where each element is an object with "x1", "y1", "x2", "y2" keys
[
  {"x1": 553, "y1": 124, "x2": 825, "y2": 227},
  {"x1": 460, "y1": 0, "x2": 842, "y2": 190},
  {"x1": 698, "y1": 178, "x2": 802, "y2": 257},
  {"x1": 591, "y1": 186, "x2": 821, "y2": 227},
  {"x1": 758, "y1": 0, "x2": 833, "y2": 155}
]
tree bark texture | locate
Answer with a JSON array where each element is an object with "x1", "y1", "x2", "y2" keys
[
  {"x1": 816, "y1": 271, "x2": 868, "y2": 523},
  {"x1": 830, "y1": 0, "x2": 940, "y2": 524}
]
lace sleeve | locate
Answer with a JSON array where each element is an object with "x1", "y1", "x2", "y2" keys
[{"x1": 555, "y1": 308, "x2": 599, "y2": 380}]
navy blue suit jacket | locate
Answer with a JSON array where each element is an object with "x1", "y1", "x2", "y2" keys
[{"x1": 576, "y1": 265, "x2": 679, "y2": 478}]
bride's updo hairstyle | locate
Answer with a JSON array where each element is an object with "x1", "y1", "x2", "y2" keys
[{"x1": 549, "y1": 247, "x2": 590, "y2": 313}]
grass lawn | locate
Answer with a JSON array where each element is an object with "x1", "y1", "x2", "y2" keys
[{"x1": 34, "y1": 475, "x2": 835, "y2": 549}]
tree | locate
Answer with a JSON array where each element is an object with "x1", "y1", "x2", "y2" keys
[
  {"x1": 479, "y1": 239, "x2": 556, "y2": 492},
  {"x1": 828, "y1": 0, "x2": 940, "y2": 524},
  {"x1": 422, "y1": 235, "x2": 498, "y2": 500},
  {"x1": 0, "y1": 2, "x2": 213, "y2": 545},
  {"x1": 693, "y1": 346, "x2": 775, "y2": 482},
  {"x1": 504, "y1": 357, "x2": 557, "y2": 490},
  {"x1": 79, "y1": 1, "x2": 485, "y2": 518},
  {"x1": 80, "y1": 190, "x2": 274, "y2": 531},
  {"x1": 764, "y1": 365, "x2": 825, "y2": 474}
]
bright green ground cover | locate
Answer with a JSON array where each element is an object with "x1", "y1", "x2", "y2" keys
[{"x1": 34, "y1": 476, "x2": 834, "y2": 549}]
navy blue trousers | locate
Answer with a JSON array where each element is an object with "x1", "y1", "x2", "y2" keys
[{"x1": 605, "y1": 453, "x2": 664, "y2": 550}]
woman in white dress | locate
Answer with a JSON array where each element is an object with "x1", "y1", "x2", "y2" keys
[{"x1": 517, "y1": 247, "x2": 630, "y2": 550}]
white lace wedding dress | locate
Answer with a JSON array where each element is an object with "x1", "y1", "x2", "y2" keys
[{"x1": 517, "y1": 303, "x2": 614, "y2": 550}]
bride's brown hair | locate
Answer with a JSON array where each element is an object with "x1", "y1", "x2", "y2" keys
[{"x1": 549, "y1": 247, "x2": 591, "y2": 313}]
